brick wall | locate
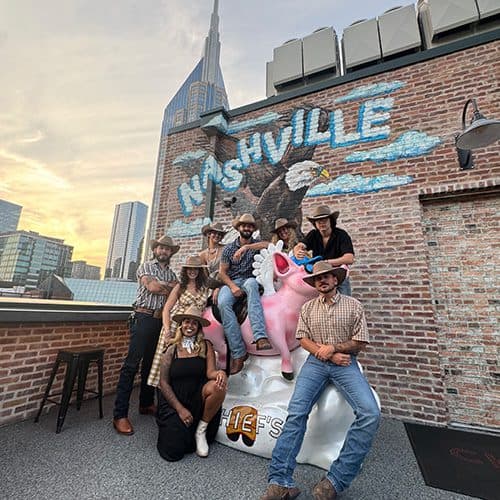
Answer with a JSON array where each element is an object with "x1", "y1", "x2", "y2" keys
[
  {"x1": 0, "y1": 319, "x2": 129, "y2": 426},
  {"x1": 155, "y1": 38, "x2": 500, "y2": 428}
]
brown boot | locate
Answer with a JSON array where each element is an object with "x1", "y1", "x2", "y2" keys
[
  {"x1": 139, "y1": 404, "x2": 157, "y2": 416},
  {"x1": 260, "y1": 483, "x2": 301, "y2": 500},
  {"x1": 230, "y1": 353, "x2": 248, "y2": 375},
  {"x1": 256, "y1": 338, "x2": 273, "y2": 350},
  {"x1": 312, "y1": 478, "x2": 337, "y2": 499},
  {"x1": 112, "y1": 417, "x2": 134, "y2": 436}
]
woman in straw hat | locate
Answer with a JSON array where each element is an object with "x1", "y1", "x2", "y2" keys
[
  {"x1": 147, "y1": 255, "x2": 211, "y2": 388},
  {"x1": 156, "y1": 305, "x2": 227, "y2": 461},
  {"x1": 270, "y1": 218, "x2": 299, "y2": 254}
]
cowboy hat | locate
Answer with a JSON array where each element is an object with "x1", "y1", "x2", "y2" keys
[
  {"x1": 150, "y1": 235, "x2": 180, "y2": 254},
  {"x1": 232, "y1": 213, "x2": 258, "y2": 230},
  {"x1": 172, "y1": 304, "x2": 210, "y2": 327},
  {"x1": 306, "y1": 205, "x2": 339, "y2": 225},
  {"x1": 270, "y1": 218, "x2": 298, "y2": 233},
  {"x1": 302, "y1": 261, "x2": 348, "y2": 287},
  {"x1": 201, "y1": 222, "x2": 227, "y2": 236},
  {"x1": 182, "y1": 255, "x2": 208, "y2": 269}
]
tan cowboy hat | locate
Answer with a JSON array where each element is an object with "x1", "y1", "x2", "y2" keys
[
  {"x1": 172, "y1": 304, "x2": 210, "y2": 327},
  {"x1": 306, "y1": 205, "x2": 339, "y2": 225},
  {"x1": 271, "y1": 218, "x2": 298, "y2": 233},
  {"x1": 182, "y1": 255, "x2": 208, "y2": 269},
  {"x1": 303, "y1": 261, "x2": 348, "y2": 287},
  {"x1": 150, "y1": 235, "x2": 180, "y2": 254},
  {"x1": 201, "y1": 222, "x2": 227, "y2": 236},
  {"x1": 232, "y1": 213, "x2": 258, "y2": 230}
]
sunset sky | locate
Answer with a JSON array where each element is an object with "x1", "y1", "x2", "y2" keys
[{"x1": 0, "y1": 0, "x2": 402, "y2": 269}]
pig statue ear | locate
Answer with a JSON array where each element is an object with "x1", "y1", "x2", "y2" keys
[{"x1": 253, "y1": 240, "x2": 283, "y2": 297}]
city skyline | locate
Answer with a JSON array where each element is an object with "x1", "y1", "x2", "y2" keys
[{"x1": 0, "y1": 0, "x2": 403, "y2": 268}]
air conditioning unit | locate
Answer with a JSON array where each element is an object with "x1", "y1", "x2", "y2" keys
[
  {"x1": 342, "y1": 18, "x2": 382, "y2": 71},
  {"x1": 272, "y1": 38, "x2": 304, "y2": 87},
  {"x1": 418, "y1": 0, "x2": 479, "y2": 48},
  {"x1": 302, "y1": 27, "x2": 340, "y2": 79},
  {"x1": 476, "y1": 0, "x2": 500, "y2": 20},
  {"x1": 378, "y1": 4, "x2": 422, "y2": 58},
  {"x1": 266, "y1": 61, "x2": 276, "y2": 98}
]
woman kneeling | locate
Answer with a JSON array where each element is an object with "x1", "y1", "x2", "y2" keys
[{"x1": 157, "y1": 305, "x2": 227, "y2": 461}]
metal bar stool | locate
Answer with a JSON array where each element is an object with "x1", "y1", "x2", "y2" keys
[{"x1": 35, "y1": 346, "x2": 104, "y2": 433}]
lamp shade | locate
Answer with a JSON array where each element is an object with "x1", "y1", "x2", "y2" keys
[{"x1": 455, "y1": 117, "x2": 500, "y2": 149}]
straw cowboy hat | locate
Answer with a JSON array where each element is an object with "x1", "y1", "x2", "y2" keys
[
  {"x1": 270, "y1": 218, "x2": 298, "y2": 233},
  {"x1": 306, "y1": 205, "x2": 340, "y2": 225},
  {"x1": 181, "y1": 255, "x2": 208, "y2": 269},
  {"x1": 172, "y1": 304, "x2": 210, "y2": 327},
  {"x1": 201, "y1": 222, "x2": 227, "y2": 236},
  {"x1": 150, "y1": 235, "x2": 180, "y2": 254},
  {"x1": 232, "y1": 213, "x2": 258, "y2": 230},
  {"x1": 303, "y1": 261, "x2": 348, "y2": 287}
]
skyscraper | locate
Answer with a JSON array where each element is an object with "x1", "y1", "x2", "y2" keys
[
  {"x1": 0, "y1": 199, "x2": 22, "y2": 234},
  {"x1": 148, "y1": 0, "x2": 229, "y2": 244},
  {"x1": 105, "y1": 201, "x2": 148, "y2": 280},
  {"x1": 0, "y1": 231, "x2": 73, "y2": 288}
]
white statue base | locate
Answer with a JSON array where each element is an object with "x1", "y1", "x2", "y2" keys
[{"x1": 216, "y1": 348, "x2": 380, "y2": 470}]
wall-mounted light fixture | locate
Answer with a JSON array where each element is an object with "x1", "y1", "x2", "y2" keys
[{"x1": 455, "y1": 98, "x2": 500, "y2": 170}]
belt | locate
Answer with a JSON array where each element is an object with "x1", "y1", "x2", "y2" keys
[{"x1": 134, "y1": 307, "x2": 163, "y2": 319}]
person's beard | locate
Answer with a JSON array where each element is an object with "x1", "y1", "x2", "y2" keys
[
  {"x1": 155, "y1": 253, "x2": 171, "y2": 264},
  {"x1": 239, "y1": 229, "x2": 253, "y2": 240}
]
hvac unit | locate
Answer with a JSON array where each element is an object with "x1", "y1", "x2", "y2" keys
[
  {"x1": 302, "y1": 27, "x2": 340, "y2": 79},
  {"x1": 378, "y1": 4, "x2": 422, "y2": 58},
  {"x1": 272, "y1": 38, "x2": 304, "y2": 87},
  {"x1": 476, "y1": 0, "x2": 500, "y2": 20},
  {"x1": 342, "y1": 18, "x2": 381, "y2": 71},
  {"x1": 417, "y1": 0, "x2": 480, "y2": 48},
  {"x1": 266, "y1": 61, "x2": 277, "y2": 97}
]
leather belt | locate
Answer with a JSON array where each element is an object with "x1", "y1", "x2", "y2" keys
[{"x1": 134, "y1": 307, "x2": 163, "y2": 319}]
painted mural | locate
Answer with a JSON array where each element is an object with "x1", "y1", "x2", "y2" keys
[{"x1": 167, "y1": 79, "x2": 441, "y2": 238}]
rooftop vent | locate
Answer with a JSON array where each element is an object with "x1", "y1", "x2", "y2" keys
[
  {"x1": 342, "y1": 17, "x2": 381, "y2": 71},
  {"x1": 303, "y1": 26, "x2": 340, "y2": 78}
]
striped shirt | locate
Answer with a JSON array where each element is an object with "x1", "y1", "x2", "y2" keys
[
  {"x1": 133, "y1": 259, "x2": 177, "y2": 310},
  {"x1": 221, "y1": 237, "x2": 260, "y2": 281},
  {"x1": 296, "y1": 293, "x2": 369, "y2": 345}
]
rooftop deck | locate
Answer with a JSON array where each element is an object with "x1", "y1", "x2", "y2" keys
[{"x1": 1, "y1": 390, "x2": 472, "y2": 500}]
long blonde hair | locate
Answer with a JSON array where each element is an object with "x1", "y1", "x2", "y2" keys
[
  {"x1": 271, "y1": 226, "x2": 299, "y2": 251},
  {"x1": 168, "y1": 322, "x2": 207, "y2": 358}
]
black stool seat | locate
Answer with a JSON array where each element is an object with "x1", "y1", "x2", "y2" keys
[{"x1": 35, "y1": 346, "x2": 104, "y2": 433}]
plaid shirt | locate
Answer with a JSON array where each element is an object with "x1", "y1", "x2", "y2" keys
[
  {"x1": 221, "y1": 237, "x2": 260, "y2": 281},
  {"x1": 133, "y1": 259, "x2": 177, "y2": 310},
  {"x1": 296, "y1": 293, "x2": 369, "y2": 345}
]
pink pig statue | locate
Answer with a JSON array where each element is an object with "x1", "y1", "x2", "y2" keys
[{"x1": 203, "y1": 251, "x2": 319, "y2": 380}]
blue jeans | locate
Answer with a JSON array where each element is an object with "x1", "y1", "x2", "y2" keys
[
  {"x1": 268, "y1": 354, "x2": 380, "y2": 493},
  {"x1": 218, "y1": 277, "x2": 267, "y2": 359},
  {"x1": 113, "y1": 313, "x2": 161, "y2": 419},
  {"x1": 338, "y1": 277, "x2": 351, "y2": 296}
]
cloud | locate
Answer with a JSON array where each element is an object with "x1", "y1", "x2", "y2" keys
[
  {"x1": 335, "y1": 80, "x2": 405, "y2": 103},
  {"x1": 227, "y1": 112, "x2": 283, "y2": 134},
  {"x1": 344, "y1": 131, "x2": 442, "y2": 163},
  {"x1": 306, "y1": 173, "x2": 414, "y2": 196},
  {"x1": 173, "y1": 150, "x2": 208, "y2": 166},
  {"x1": 167, "y1": 217, "x2": 212, "y2": 238}
]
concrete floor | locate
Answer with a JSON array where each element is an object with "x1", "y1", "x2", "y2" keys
[{"x1": 0, "y1": 391, "x2": 475, "y2": 500}]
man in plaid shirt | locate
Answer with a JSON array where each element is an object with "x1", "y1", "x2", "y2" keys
[{"x1": 261, "y1": 261, "x2": 380, "y2": 500}]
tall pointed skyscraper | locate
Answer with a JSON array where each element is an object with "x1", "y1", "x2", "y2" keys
[{"x1": 148, "y1": 0, "x2": 228, "y2": 245}]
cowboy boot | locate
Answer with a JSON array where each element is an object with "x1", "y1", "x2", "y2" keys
[{"x1": 195, "y1": 420, "x2": 209, "y2": 457}]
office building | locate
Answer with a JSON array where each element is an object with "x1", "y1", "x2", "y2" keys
[
  {"x1": 0, "y1": 199, "x2": 22, "y2": 234},
  {"x1": 0, "y1": 230, "x2": 73, "y2": 289},
  {"x1": 70, "y1": 260, "x2": 101, "y2": 280},
  {"x1": 148, "y1": 0, "x2": 229, "y2": 245},
  {"x1": 105, "y1": 201, "x2": 147, "y2": 280}
]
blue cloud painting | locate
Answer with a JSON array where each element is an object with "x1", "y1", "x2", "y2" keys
[
  {"x1": 345, "y1": 131, "x2": 441, "y2": 163},
  {"x1": 335, "y1": 81, "x2": 405, "y2": 103},
  {"x1": 167, "y1": 217, "x2": 212, "y2": 238},
  {"x1": 306, "y1": 173, "x2": 414, "y2": 197},
  {"x1": 227, "y1": 112, "x2": 282, "y2": 134},
  {"x1": 173, "y1": 150, "x2": 207, "y2": 166}
]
